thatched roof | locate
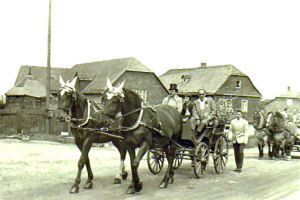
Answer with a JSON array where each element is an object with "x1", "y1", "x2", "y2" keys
[
  {"x1": 160, "y1": 65, "x2": 247, "y2": 94},
  {"x1": 14, "y1": 65, "x2": 69, "y2": 92},
  {"x1": 63, "y1": 57, "x2": 154, "y2": 93},
  {"x1": 6, "y1": 74, "x2": 46, "y2": 97}
]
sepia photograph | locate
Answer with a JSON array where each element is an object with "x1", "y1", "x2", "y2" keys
[{"x1": 1, "y1": 0, "x2": 300, "y2": 199}]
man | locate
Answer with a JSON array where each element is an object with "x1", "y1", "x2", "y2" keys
[
  {"x1": 190, "y1": 89, "x2": 216, "y2": 143},
  {"x1": 229, "y1": 109, "x2": 248, "y2": 173},
  {"x1": 181, "y1": 95, "x2": 194, "y2": 122},
  {"x1": 162, "y1": 83, "x2": 183, "y2": 113}
]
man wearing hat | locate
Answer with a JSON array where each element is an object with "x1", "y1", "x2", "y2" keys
[
  {"x1": 191, "y1": 89, "x2": 216, "y2": 143},
  {"x1": 162, "y1": 83, "x2": 183, "y2": 113}
]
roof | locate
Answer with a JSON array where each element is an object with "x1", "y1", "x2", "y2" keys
[
  {"x1": 278, "y1": 90, "x2": 300, "y2": 98},
  {"x1": 63, "y1": 57, "x2": 153, "y2": 93},
  {"x1": 160, "y1": 64, "x2": 247, "y2": 94},
  {"x1": 6, "y1": 74, "x2": 46, "y2": 97},
  {"x1": 14, "y1": 65, "x2": 69, "y2": 91}
]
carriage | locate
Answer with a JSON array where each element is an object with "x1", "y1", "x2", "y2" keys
[{"x1": 147, "y1": 104, "x2": 231, "y2": 178}]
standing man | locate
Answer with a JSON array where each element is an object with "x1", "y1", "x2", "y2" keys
[
  {"x1": 190, "y1": 89, "x2": 216, "y2": 143},
  {"x1": 162, "y1": 83, "x2": 183, "y2": 113},
  {"x1": 229, "y1": 109, "x2": 248, "y2": 173}
]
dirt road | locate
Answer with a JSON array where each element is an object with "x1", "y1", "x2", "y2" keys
[{"x1": 1, "y1": 139, "x2": 300, "y2": 200}]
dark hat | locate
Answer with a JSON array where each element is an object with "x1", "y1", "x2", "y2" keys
[{"x1": 169, "y1": 83, "x2": 178, "y2": 92}]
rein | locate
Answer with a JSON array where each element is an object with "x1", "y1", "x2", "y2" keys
[{"x1": 64, "y1": 99, "x2": 92, "y2": 128}]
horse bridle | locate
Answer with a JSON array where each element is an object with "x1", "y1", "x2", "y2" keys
[
  {"x1": 58, "y1": 86, "x2": 92, "y2": 128},
  {"x1": 102, "y1": 93, "x2": 146, "y2": 132}
]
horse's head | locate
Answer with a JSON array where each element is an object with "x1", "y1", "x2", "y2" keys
[
  {"x1": 57, "y1": 76, "x2": 78, "y2": 113},
  {"x1": 252, "y1": 111, "x2": 265, "y2": 130},
  {"x1": 267, "y1": 111, "x2": 286, "y2": 133},
  {"x1": 101, "y1": 78, "x2": 125, "y2": 124}
]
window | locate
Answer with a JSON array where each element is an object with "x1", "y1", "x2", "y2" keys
[
  {"x1": 287, "y1": 99, "x2": 293, "y2": 106},
  {"x1": 133, "y1": 90, "x2": 148, "y2": 103},
  {"x1": 241, "y1": 99, "x2": 248, "y2": 112},
  {"x1": 236, "y1": 80, "x2": 242, "y2": 88}
]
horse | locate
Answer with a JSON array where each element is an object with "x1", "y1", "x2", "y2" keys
[
  {"x1": 99, "y1": 78, "x2": 182, "y2": 194},
  {"x1": 252, "y1": 111, "x2": 274, "y2": 159},
  {"x1": 57, "y1": 76, "x2": 128, "y2": 193},
  {"x1": 266, "y1": 111, "x2": 297, "y2": 160}
]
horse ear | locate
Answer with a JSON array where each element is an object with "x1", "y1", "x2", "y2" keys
[
  {"x1": 107, "y1": 78, "x2": 113, "y2": 91},
  {"x1": 59, "y1": 76, "x2": 65, "y2": 86},
  {"x1": 69, "y1": 76, "x2": 78, "y2": 88},
  {"x1": 117, "y1": 80, "x2": 125, "y2": 92}
]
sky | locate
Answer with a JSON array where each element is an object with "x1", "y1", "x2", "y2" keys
[{"x1": 1, "y1": 0, "x2": 300, "y2": 99}]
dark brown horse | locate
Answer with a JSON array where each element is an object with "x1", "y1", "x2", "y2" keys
[
  {"x1": 57, "y1": 76, "x2": 128, "y2": 193},
  {"x1": 266, "y1": 111, "x2": 297, "y2": 159},
  {"x1": 252, "y1": 111, "x2": 274, "y2": 159},
  {"x1": 100, "y1": 79, "x2": 182, "y2": 194}
]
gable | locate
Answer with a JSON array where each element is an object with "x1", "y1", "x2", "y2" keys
[{"x1": 216, "y1": 75, "x2": 262, "y2": 97}]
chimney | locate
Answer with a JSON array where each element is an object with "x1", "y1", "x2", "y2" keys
[
  {"x1": 201, "y1": 62, "x2": 206, "y2": 68},
  {"x1": 28, "y1": 67, "x2": 32, "y2": 75},
  {"x1": 288, "y1": 86, "x2": 291, "y2": 92}
]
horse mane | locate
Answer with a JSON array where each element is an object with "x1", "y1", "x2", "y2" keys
[
  {"x1": 71, "y1": 87, "x2": 88, "y2": 119},
  {"x1": 274, "y1": 111, "x2": 284, "y2": 119},
  {"x1": 122, "y1": 88, "x2": 142, "y2": 109},
  {"x1": 121, "y1": 88, "x2": 142, "y2": 127}
]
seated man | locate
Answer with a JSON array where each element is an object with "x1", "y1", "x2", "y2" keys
[
  {"x1": 181, "y1": 95, "x2": 194, "y2": 122},
  {"x1": 190, "y1": 89, "x2": 216, "y2": 144},
  {"x1": 162, "y1": 83, "x2": 183, "y2": 113}
]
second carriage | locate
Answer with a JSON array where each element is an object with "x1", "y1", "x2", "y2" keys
[{"x1": 147, "y1": 118, "x2": 230, "y2": 178}]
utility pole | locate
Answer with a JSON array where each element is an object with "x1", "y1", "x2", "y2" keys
[{"x1": 45, "y1": 0, "x2": 52, "y2": 135}]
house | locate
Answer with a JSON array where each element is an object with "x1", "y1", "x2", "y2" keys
[
  {"x1": 264, "y1": 86, "x2": 300, "y2": 113},
  {"x1": 159, "y1": 63, "x2": 262, "y2": 121},
  {"x1": 63, "y1": 57, "x2": 168, "y2": 105},
  {"x1": 1, "y1": 66, "x2": 68, "y2": 135}
]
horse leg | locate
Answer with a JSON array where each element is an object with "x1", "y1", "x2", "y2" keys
[
  {"x1": 126, "y1": 148, "x2": 139, "y2": 194},
  {"x1": 257, "y1": 143, "x2": 263, "y2": 159},
  {"x1": 160, "y1": 142, "x2": 176, "y2": 189},
  {"x1": 83, "y1": 158, "x2": 94, "y2": 189},
  {"x1": 74, "y1": 140, "x2": 94, "y2": 190},
  {"x1": 126, "y1": 141, "x2": 149, "y2": 194},
  {"x1": 112, "y1": 139, "x2": 128, "y2": 184},
  {"x1": 70, "y1": 138, "x2": 94, "y2": 193},
  {"x1": 268, "y1": 141, "x2": 273, "y2": 159}
]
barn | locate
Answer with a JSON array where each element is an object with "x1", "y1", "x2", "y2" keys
[
  {"x1": 1, "y1": 57, "x2": 168, "y2": 135},
  {"x1": 159, "y1": 63, "x2": 262, "y2": 121},
  {"x1": 63, "y1": 57, "x2": 168, "y2": 105}
]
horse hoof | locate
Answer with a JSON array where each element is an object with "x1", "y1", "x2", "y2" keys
[
  {"x1": 135, "y1": 181, "x2": 143, "y2": 192},
  {"x1": 69, "y1": 184, "x2": 79, "y2": 193},
  {"x1": 122, "y1": 171, "x2": 128, "y2": 180},
  {"x1": 284, "y1": 156, "x2": 291, "y2": 161},
  {"x1": 169, "y1": 177, "x2": 174, "y2": 184},
  {"x1": 83, "y1": 182, "x2": 93, "y2": 189},
  {"x1": 159, "y1": 181, "x2": 168, "y2": 189},
  {"x1": 113, "y1": 178, "x2": 121, "y2": 184},
  {"x1": 126, "y1": 186, "x2": 135, "y2": 194}
]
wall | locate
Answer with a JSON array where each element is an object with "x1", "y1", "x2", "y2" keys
[
  {"x1": 115, "y1": 71, "x2": 168, "y2": 105},
  {"x1": 0, "y1": 96, "x2": 67, "y2": 135},
  {"x1": 265, "y1": 97, "x2": 300, "y2": 113}
]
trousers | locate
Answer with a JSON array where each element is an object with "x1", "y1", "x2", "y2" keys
[{"x1": 233, "y1": 143, "x2": 245, "y2": 169}]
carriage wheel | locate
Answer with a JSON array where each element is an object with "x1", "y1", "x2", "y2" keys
[
  {"x1": 213, "y1": 135, "x2": 229, "y2": 174},
  {"x1": 193, "y1": 142, "x2": 209, "y2": 178},
  {"x1": 173, "y1": 149, "x2": 184, "y2": 170},
  {"x1": 147, "y1": 148, "x2": 164, "y2": 175}
]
